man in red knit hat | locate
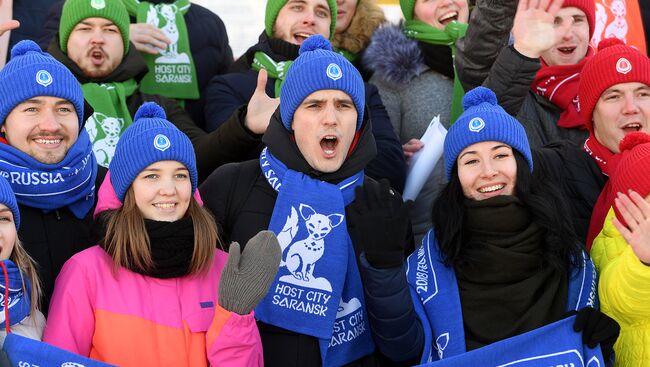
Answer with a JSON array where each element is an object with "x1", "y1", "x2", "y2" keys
[
  {"x1": 456, "y1": 0, "x2": 597, "y2": 148},
  {"x1": 577, "y1": 37, "x2": 650, "y2": 247}
]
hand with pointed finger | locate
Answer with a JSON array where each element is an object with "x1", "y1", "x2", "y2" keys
[
  {"x1": 612, "y1": 190, "x2": 650, "y2": 265},
  {"x1": 245, "y1": 69, "x2": 280, "y2": 135},
  {"x1": 348, "y1": 179, "x2": 413, "y2": 269},
  {"x1": 218, "y1": 231, "x2": 281, "y2": 315},
  {"x1": 0, "y1": 19, "x2": 19, "y2": 38},
  {"x1": 512, "y1": 0, "x2": 566, "y2": 58},
  {"x1": 129, "y1": 23, "x2": 171, "y2": 55},
  {"x1": 573, "y1": 307, "x2": 620, "y2": 362}
]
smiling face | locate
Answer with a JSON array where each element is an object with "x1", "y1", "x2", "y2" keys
[
  {"x1": 540, "y1": 7, "x2": 590, "y2": 66},
  {"x1": 457, "y1": 141, "x2": 517, "y2": 201},
  {"x1": 413, "y1": 0, "x2": 469, "y2": 29},
  {"x1": 0, "y1": 204, "x2": 17, "y2": 261},
  {"x1": 274, "y1": 0, "x2": 332, "y2": 45},
  {"x1": 2, "y1": 96, "x2": 79, "y2": 164},
  {"x1": 131, "y1": 160, "x2": 192, "y2": 222},
  {"x1": 335, "y1": 0, "x2": 357, "y2": 33},
  {"x1": 66, "y1": 17, "x2": 124, "y2": 79},
  {"x1": 593, "y1": 82, "x2": 650, "y2": 153},
  {"x1": 292, "y1": 89, "x2": 358, "y2": 173}
]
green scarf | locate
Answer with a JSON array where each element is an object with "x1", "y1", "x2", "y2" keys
[
  {"x1": 335, "y1": 47, "x2": 358, "y2": 63},
  {"x1": 82, "y1": 79, "x2": 138, "y2": 167},
  {"x1": 251, "y1": 51, "x2": 294, "y2": 97},
  {"x1": 404, "y1": 20, "x2": 468, "y2": 122},
  {"x1": 121, "y1": 0, "x2": 199, "y2": 101}
]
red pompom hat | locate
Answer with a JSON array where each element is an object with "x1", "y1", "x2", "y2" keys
[
  {"x1": 562, "y1": 0, "x2": 596, "y2": 39},
  {"x1": 578, "y1": 38, "x2": 650, "y2": 132},
  {"x1": 610, "y1": 132, "x2": 650, "y2": 225}
]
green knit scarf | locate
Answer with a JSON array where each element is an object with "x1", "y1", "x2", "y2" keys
[
  {"x1": 251, "y1": 51, "x2": 294, "y2": 98},
  {"x1": 82, "y1": 79, "x2": 138, "y2": 167},
  {"x1": 121, "y1": 0, "x2": 199, "y2": 101},
  {"x1": 404, "y1": 20, "x2": 468, "y2": 122}
]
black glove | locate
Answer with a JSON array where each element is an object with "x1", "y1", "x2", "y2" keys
[
  {"x1": 348, "y1": 179, "x2": 413, "y2": 268},
  {"x1": 572, "y1": 307, "x2": 620, "y2": 362}
]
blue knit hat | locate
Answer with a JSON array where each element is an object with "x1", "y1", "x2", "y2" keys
[
  {"x1": 109, "y1": 102, "x2": 197, "y2": 202},
  {"x1": 444, "y1": 87, "x2": 533, "y2": 180},
  {"x1": 0, "y1": 176, "x2": 20, "y2": 230},
  {"x1": 280, "y1": 35, "x2": 365, "y2": 131},
  {"x1": 0, "y1": 40, "x2": 84, "y2": 127}
]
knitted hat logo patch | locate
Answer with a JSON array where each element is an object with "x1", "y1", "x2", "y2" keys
[
  {"x1": 35, "y1": 70, "x2": 53, "y2": 87},
  {"x1": 616, "y1": 57, "x2": 632, "y2": 74},
  {"x1": 91, "y1": 0, "x2": 106, "y2": 10},
  {"x1": 326, "y1": 63, "x2": 342, "y2": 81},
  {"x1": 154, "y1": 134, "x2": 171, "y2": 152},
  {"x1": 468, "y1": 117, "x2": 485, "y2": 132}
]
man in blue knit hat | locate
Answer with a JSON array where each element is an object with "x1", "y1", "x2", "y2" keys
[
  {"x1": 200, "y1": 35, "x2": 421, "y2": 367},
  {"x1": 0, "y1": 40, "x2": 103, "y2": 315},
  {"x1": 203, "y1": 0, "x2": 407, "y2": 194}
]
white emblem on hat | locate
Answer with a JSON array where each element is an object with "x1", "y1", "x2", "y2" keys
[
  {"x1": 468, "y1": 117, "x2": 485, "y2": 133},
  {"x1": 91, "y1": 0, "x2": 106, "y2": 10},
  {"x1": 154, "y1": 134, "x2": 171, "y2": 152},
  {"x1": 35, "y1": 70, "x2": 53, "y2": 87},
  {"x1": 616, "y1": 57, "x2": 632, "y2": 74},
  {"x1": 326, "y1": 63, "x2": 342, "y2": 81}
]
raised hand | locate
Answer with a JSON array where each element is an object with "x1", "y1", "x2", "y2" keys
[
  {"x1": 512, "y1": 0, "x2": 566, "y2": 58},
  {"x1": 218, "y1": 231, "x2": 281, "y2": 315},
  {"x1": 612, "y1": 190, "x2": 650, "y2": 265},
  {"x1": 348, "y1": 179, "x2": 413, "y2": 268},
  {"x1": 0, "y1": 19, "x2": 19, "y2": 38},
  {"x1": 129, "y1": 23, "x2": 171, "y2": 55},
  {"x1": 245, "y1": 69, "x2": 280, "y2": 135}
]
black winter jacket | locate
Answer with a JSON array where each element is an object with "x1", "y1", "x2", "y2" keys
[
  {"x1": 39, "y1": 0, "x2": 233, "y2": 129},
  {"x1": 199, "y1": 112, "x2": 421, "y2": 367},
  {"x1": 203, "y1": 34, "x2": 407, "y2": 192},
  {"x1": 20, "y1": 166, "x2": 106, "y2": 315},
  {"x1": 48, "y1": 37, "x2": 254, "y2": 183}
]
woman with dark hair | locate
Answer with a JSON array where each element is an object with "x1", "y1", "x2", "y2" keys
[{"x1": 399, "y1": 87, "x2": 620, "y2": 365}]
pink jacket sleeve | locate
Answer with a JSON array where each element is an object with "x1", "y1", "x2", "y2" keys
[
  {"x1": 42, "y1": 256, "x2": 96, "y2": 356},
  {"x1": 206, "y1": 304, "x2": 263, "y2": 366}
]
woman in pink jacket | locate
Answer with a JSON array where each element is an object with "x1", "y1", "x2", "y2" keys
[{"x1": 43, "y1": 102, "x2": 281, "y2": 367}]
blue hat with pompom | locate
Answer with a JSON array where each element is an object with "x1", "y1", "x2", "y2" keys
[
  {"x1": 280, "y1": 35, "x2": 365, "y2": 131},
  {"x1": 443, "y1": 87, "x2": 533, "y2": 180},
  {"x1": 109, "y1": 102, "x2": 197, "y2": 202},
  {"x1": 0, "y1": 40, "x2": 84, "y2": 127},
  {"x1": 0, "y1": 176, "x2": 20, "y2": 230}
]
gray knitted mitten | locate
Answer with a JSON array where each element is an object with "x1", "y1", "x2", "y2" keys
[{"x1": 218, "y1": 230, "x2": 281, "y2": 315}]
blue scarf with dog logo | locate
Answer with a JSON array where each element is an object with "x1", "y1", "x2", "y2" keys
[
  {"x1": 0, "y1": 130, "x2": 97, "y2": 218},
  {"x1": 407, "y1": 229, "x2": 599, "y2": 364},
  {"x1": 255, "y1": 147, "x2": 375, "y2": 366}
]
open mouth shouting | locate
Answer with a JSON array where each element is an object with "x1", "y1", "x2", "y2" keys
[
  {"x1": 320, "y1": 135, "x2": 339, "y2": 157},
  {"x1": 89, "y1": 48, "x2": 107, "y2": 66},
  {"x1": 294, "y1": 32, "x2": 314, "y2": 44},
  {"x1": 622, "y1": 122, "x2": 642, "y2": 134}
]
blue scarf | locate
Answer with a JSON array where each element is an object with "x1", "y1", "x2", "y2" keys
[
  {"x1": 407, "y1": 230, "x2": 598, "y2": 364},
  {"x1": 0, "y1": 260, "x2": 30, "y2": 328},
  {"x1": 255, "y1": 147, "x2": 375, "y2": 366},
  {"x1": 0, "y1": 130, "x2": 97, "y2": 218},
  {"x1": 414, "y1": 316, "x2": 605, "y2": 366},
  {"x1": 3, "y1": 332, "x2": 117, "y2": 366}
]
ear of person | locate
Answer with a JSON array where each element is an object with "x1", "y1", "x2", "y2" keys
[
  {"x1": 348, "y1": 178, "x2": 413, "y2": 269},
  {"x1": 218, "y1": 231, "x2": 281, "y2": 315}
]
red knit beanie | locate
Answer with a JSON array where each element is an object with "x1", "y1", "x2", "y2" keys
[
  {"x1": 562, "y1": 0, "x2": 595, "y2": 39},
  {"x1": 611, "y1": 132, "x2": 650, "y2": 225},
  {"x1": 578, "y1": 38, "x2": 650, "y2": 132}
]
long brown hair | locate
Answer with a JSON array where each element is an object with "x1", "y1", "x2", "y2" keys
[
  {"x1": 9, "y1": 238, "x2": 41, "y2": 319},
  {"x1": 103, "y1": 188, "x2": 218, "y2": 276}
]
